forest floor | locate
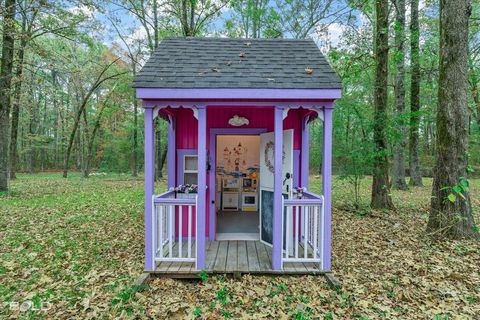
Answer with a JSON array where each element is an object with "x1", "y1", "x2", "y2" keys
[{"x1": 0, "y1": 173, "x2": 479, "y2": 319}]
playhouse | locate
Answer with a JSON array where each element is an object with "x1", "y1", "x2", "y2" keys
[{"x1": 133, "y1": 38, "x2": 341, "y2": 274}]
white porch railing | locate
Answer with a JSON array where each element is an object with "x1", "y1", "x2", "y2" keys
[
  {"x1": 153, "y1": 191, "x2": 197, "y2": 267},
  {"x1": 282, "y1": 191, "x2": 325, "y2": 270}
]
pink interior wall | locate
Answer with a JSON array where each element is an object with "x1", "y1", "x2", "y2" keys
[{"x1": 172, "y1": 106, "x2": 304, "y2": 238}]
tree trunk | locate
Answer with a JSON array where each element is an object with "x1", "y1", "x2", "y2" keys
[
  {"x1": 428, "y1": 0, "x2": 478, "y2": 239},
  {"x1": 84, "y1": 103, "x2": 107, "y2": 178},
  {"x1": 0, "y1": 0, "x2": 16, "y2": 192},
  {"x1": 371, "y1": 0, "x2": 394, "y2": 209},
  {"x1": 28, "y1": 104, "x2": 36, "y2": 174},
  {"x1": 159, "y1": 145, "x2": 168, "y2": 178},
  {"x1": 9, "y1": 20, "x2": 28, "y2": 180},
  {"x1": 409, "y1": 0, "x2": 423, "y2": 186},
  {"x1": 75, "y1": 115, "x2": 82, "y2": 171},
  {"x1": 132, "y1": 63, "x2": 139, "y2": 177},
  {"x1": 81, "y1": 106, "x2": 90, "y2": 177},
  {"x1": 392, "y1": 0, "x2": 408, "y2": 190},
  {"x1": 469, "y1": 60, "x2": 480, "y2": 130}
]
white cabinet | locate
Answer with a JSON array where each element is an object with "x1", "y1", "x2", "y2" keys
[{"x1": 222, "y1": 192, "x2": 239, "y2": 211}]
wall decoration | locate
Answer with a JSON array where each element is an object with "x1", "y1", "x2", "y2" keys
[
  {"x1": 217, "y1": 136, "x2": 260, "y2": 175},
  {"x1": 228, "y1": 115, "x2": 249, "y2": 127},
  {"x1": 264, "y1": 141, "x2": 286, "y2": 174}
]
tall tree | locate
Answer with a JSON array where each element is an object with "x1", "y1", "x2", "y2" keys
[
  {"x1": 276, "y1": 0, "x2": 340, "y2": 39},
  {"x1": 0, "y1": 0, "x2": 17, "y2": 192},
  {"x1": 227, "y1": 0, "x2": 271, "y2": 38},
  {"x1": 63, "y1": 58, "x2": 125, "y2": 178},
  {"x1": 392, "y1": 0, "x2": 408, "y2": 190},
  {"x1": 9, "y1": 0, "x2": 38, "y2": 179},
  {"x1": 428, "y1": 0, "x2": 478, "y2": 239},
  {"x1": 409, "y1": 0, "x2": 423, "y2": 186},
  {"x1": 371, "y1": 0, "x2": 394, "y2": 209},
  {"x1": 165, "y1": 0, "x2": 228, "y2": 36}
]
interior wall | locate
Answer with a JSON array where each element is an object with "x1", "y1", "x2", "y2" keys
[{"x1": 216, "y1": 135, "x2": 260, "y2": 172}]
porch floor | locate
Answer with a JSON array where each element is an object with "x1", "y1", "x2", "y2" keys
[{"x1": 154, "y1": 240, "x2": 323, "y2": 277}]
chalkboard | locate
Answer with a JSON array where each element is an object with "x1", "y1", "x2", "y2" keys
[
  {"x1": 260, "y1": 190, "x2": 274, "y2": 244},
  {"x1": 261, "y1": 190, "x2": 288, "y2": 247}
]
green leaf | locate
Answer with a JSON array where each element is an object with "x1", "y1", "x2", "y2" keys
[
  {"x1": 452, "y1": 185, "x2": 463, "y2": 194},
  {"x1": 447, "y1": 193, "x2": 456, "y2": 203}
]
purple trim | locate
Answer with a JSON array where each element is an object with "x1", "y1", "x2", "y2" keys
[
  {"x1": 293, "y1": 150, "x2": 300, "y2": 188},
  {"x1": 143, "y1": 100, "x2": 337, "y2": 109},
  {"x1": 176, "y1": 149, "x2": 197, "y2": 185},
  {"x1": 144, "y1": 108, "x2": 155, "y2": 271},
  {"x1": 284, "y1": 199, "x2": 323, "y2": 205},
  {"x1": 167, "y1": 118, "x2": 176, "y2": 189},
  {"x1": 154, "y1": 198, "x2": 196, "y2": 205},
  {"x1": 208, "y1": 128, "x2": 268, "y2": 240},
  {"x1": 196, "y1": 107, "x2": 207, "y2": 270},
  {"x1": 303, "y1": 191, "x2": 324, "y2": 200},
  {"x1": 322, "y1": 108, "x2": 333, "y2": 271},
  {"x1": 136, "y1": 88, "x2": 342, "y2": 100},
  {"x1": 156, "y1": 190, "x2": 176, "y2": 198},
  {"x1": 272, "y1": 107, "x2": 284, "y2": 270},
  {"x1": 301, "y1": 117, "x2": 310, "y2": 188}
]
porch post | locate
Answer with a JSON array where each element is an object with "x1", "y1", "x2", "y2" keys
[
  {"x1": 144, "y1": 107, "x2": 155, "y2": 271},
  {"x1": 322, "y1": 107, "x2": 333, "y2": 271},
  {"x1": 272, "y1": 106, "x2": 283, "y2": 270},
  {"x1": 196, "y1": 106, "x2": 207, "y2": 269},
  {"x1": 167, "y1": 117, "x2": 176, "y2": 189},
  {"x1": 301, "y1": 116, "x2": 310, "y2": 189}
]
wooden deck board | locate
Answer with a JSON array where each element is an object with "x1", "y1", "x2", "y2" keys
[
  {"x1": 256, "y1": 242, "x2": 271, "y2": 271},
  {"x1": 246, "y1": 241, "x2": 260, "y2": 271},
  {"x1": 226, "y1": 240, "x2": 238, "y2": 271},
  {"x1": 213, "y1": 241, "x2": 229, "y2": 271},
  {"x1": 206, "y1": 240, "x2": 219, "y2": 270},
  {"x1": 151, "y1": 240, "x2": 325, "y2": 276},
  {"x1": 237, "y1": 241, "x2": 249, "y2": 272}
]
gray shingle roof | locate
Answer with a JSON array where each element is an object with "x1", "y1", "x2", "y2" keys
[{"x1": 133, "y1": 37, "x2": 341, "y2": 89}]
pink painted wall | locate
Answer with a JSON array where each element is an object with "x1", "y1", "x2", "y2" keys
[
  {"x1": 175, "y1": 106, "x2": 303, "y2": 150},
  {"x1": 172, "y1": 106, "x2": 305, "y2": 238}
]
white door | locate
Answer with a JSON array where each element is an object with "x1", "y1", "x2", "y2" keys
[{"x1": 259, "y1": 129, "x2": 294, "y2": 246}]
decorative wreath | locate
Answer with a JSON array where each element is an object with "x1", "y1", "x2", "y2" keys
[{"x1": 264, "y1": 141, "x2": 286, "y2": 174}]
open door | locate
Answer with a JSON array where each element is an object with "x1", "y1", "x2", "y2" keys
[{"x1": 259, "y1": 129, "x2": 294, "y2": 247}]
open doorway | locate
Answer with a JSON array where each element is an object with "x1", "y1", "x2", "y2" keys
[{"x1": 215, "y1": 135, "x2": 260, "y2": 240}]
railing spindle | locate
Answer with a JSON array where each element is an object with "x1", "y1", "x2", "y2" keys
[
  {"x1": 159, "y1": 205, "x2": 164, "y2": 258},
  {"x1": 312, "y1": 206, "x2": 318, "y2": 259},
  {"x1": 285, "y1": 205, "x2": 291, "y2": 258},
  {"x1": 188, "y1": 205, "x2": 192, "y2": 258},
  {"x1": 303, "y1": 207, "x2": 310, "y2": 259},
  {"x1": 179, "y1": 205, "x2": 183, "y2": 258},
  {"x1": 169, "y1": 204, "x2": 173, "y2": 258},
  {"x1": 295, "y1": 205, "x2": 299, "y2": 259}
]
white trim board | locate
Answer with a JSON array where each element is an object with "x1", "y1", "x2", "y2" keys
[{"x1": 216, "y1": 233, "x2": 260, "y2": 241}]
